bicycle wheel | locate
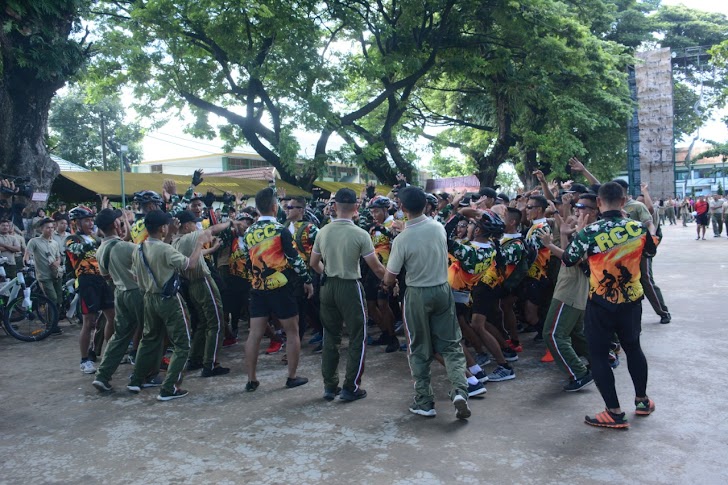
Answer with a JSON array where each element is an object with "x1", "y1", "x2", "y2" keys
[{"x1": 3, "y1": 294, "x2": 58, "y2": 342}]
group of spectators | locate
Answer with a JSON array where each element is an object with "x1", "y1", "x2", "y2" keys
[{"x1": 1, "y1": 158, "x2": 671, "y2": 425}]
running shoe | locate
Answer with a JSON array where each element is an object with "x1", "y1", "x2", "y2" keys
[
  {"x1": 340, "y1": 388, "x2": 367, "y2": 401},
  {"x1": 92, "y1": 379, "x2": 112, "y2": 392},
  {"x1": 323, "y1": 387, "x2": 342, "y2": 401},
  {"x1": 308, "y1": 332, "x2": 323, "y2": 345},
  {"x1": 635, "y1": 398, "x2": 655, "y2": 416},
  {"x1": 660, "y1": 313, "x2": 671, "y2": 324},
  {"x1": 563, "y1": 372, "x2": 594, "y2": 392},
  {"x1": 467, "y1": 382, "x2": 486, "y2": 397},
  {"x1": 186, "y1": 360, "x2": 203, "y2": 371},
  {"x1": 245, "y1": 380, "x2": 259, "y2": 392},
  {"x1": 487, "y1": 365, "x2": 515, "y2": 382},
  {"x1": 265, "y1": 340, "x2": 284, "y2": 354},
  {"x1": 473, "y1": 370, "x2": 489, "y2": 383},
  {"x1": 584, "y1": 409, "x2": 629, "y2": 429},
  {"x1": 409, "y1": 400, "x2": 436, "y2": 417},
  {"x1": 476, "y1": 353, "x2": 491, "y2": 367},
  {"x1": 50, "y1": 327, "x2": 64, "y2": 336},
  {"x1": 157, "y1": 388, "x2": 189, "y2": 401},
  {"x1": 201, "y1": 365, "x2": 230, "y2": 377},
  {"x1": 503, "y1": 348, "x2": 519, "y2": 362},
  {"x1": 286, "y1": 376, "x2": 309, "y2": 389},
  {"x1": 312, "y1": 342, "x2": 323, "y2": 354},
  {"x1": 141, "y1": 375, "x2": 163, "y2": 388},
  {"x1": 370, "y1": 333, "x2": 389, "y2": 346},
  {"x1": 385, "y1": 335, "x2": 400, "y2": 353},
  {"x1": 80, "y1": 360, "x2": 97, "y2": 374},
  {"x1": 453, "y1": 395, "x2": 471, "y2": 420},
  {"x1": 127, "y1": 383, "x2": 141, "y2": 393},
  {"x1": 506, "y1": 339, "x2": 523, "y2": 353}
]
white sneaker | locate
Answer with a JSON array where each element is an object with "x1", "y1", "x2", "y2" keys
[
  {"x1": 80, "y1": 360, "x2": 97, "y2": 374},
  {"x1": 453, "y1": 395, "x2": 471, "y2": 420}
]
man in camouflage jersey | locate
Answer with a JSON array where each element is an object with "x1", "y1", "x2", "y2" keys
[{"x1": 562, "y1": 182, "x2": 657, "y2": 429}]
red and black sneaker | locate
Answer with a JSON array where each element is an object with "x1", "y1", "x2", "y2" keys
[
  {"x1": 585, "y1": 409, "x2": 629, "y2": 429},
  {"x1": 265, "y1": 340, "x2": 284, "y2": 354},
  {"x1": 635, "y1": 398, "x2": 655, "y2": 416}
]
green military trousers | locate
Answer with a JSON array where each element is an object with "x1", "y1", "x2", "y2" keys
[
  {"x1": 186, "y1": 276, "x2": 224, "y2": 369},
  {"x1": 319, "y1": 277, "x2": 368, "y2": 393},
  {"x1": 96, "y1": 288, "x2": 144, "y2": 383},
  {"x1": 402, "y1": 283, "x2": 468, "y2": 406},
  {"x1": 542, "y1": 299, "x2": 590, "y2": 380},
  {"x1": 131, "y1": 292, "x2": 191, "y2": 394}
]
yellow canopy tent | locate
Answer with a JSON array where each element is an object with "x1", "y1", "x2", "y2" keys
[
  {"x1": 312, "y1": 181, "x2": 393, "y2": 198},
  {"x1": 52, "y1": 172, "x2": 311, "y2": 202}
]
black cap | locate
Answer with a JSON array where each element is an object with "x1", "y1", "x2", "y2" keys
[
  {"x1": 496, "y1": 193, "x2": 510, "y2": 204},
  {"x1": 334, "y1": 188, "x2": 357, "y2": 204},
  {"x1": 437, "y1": 192, "x2": 450, "y2": 201},
  {"x1": 144, "y1": 209, "x2": 173, "y2": 229},
  {"x1": 36, "y1": 217, "x2": 55, "y2": 228},
  {"x1": 95, "y1": 208, "x2": 123, "y2": 230},
  {"x1": 478, "y1": 187, "x2": 498, "y2": 198},
  {"x1": 177, "y1": 210, "x2": 201, "y2": 225}
]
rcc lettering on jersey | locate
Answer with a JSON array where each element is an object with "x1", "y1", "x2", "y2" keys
[
  {"x1": 245, "y1": 225, "x2": 277, "y2": 245},
  {"x1": 594, "y1": 222, "x2": 642, "y2": 252}
]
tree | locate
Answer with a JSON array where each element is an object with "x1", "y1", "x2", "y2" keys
[
  {"x1": 48, "y1": 87, "x2": 144, "y2": 171},
  {"x1": 0, "y1": 1, "x2": 91, "y2": 200}
]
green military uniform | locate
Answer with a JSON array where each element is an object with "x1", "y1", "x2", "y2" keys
[
  {"x1": 173, "y1": 231, "x2": 224, "y2": 370},
  {"x1": 387, "y1": 214, "x2": 468, "y2": 408},
  {"x1": 95, "y1": 236, "x2": 145, "y2": 384},
  {"x1": 312, "y1": 219, "x2": 375, "y2": 393},
  {"x1": 26, "y1": 236, "x2": 63, "y2": 306},
  {"x1": 130, "y1": 238, "x2": 192, "y2": 394}
]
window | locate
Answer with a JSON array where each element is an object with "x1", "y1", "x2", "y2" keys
[
  {"x1": 227, "y1": 158, "x2": 267, "y2": 170},
  {"x1": 150, "y1": 164, "x2": 163, "y2": 173}
]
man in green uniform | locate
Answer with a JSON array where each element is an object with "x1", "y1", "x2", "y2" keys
[
  {"x1": 309, "y1": 188, "x2": 387, "y2": 402},
  {"x1": 92, "y1": 208, "x2": 145, "y2": 392},
  {"x1": 173, "y1": 210, "x2": 232, "y2": 377},
  {"x1": 128, "y1": 210, "x2": 212, "y2": 401},
  {"x1": 383, "y1": 187, "x2": 471, "y2": 420},
  {"x1": 24, "y1": 217, "x2": 63, "y2": 335}
]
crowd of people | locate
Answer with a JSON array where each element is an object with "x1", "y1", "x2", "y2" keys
[{"x1": 2, "y1": 157, "x2": 701, "y2": 425}]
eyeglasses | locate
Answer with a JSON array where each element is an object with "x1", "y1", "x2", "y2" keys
[
  {"x1": 286, "y1": 205, "x2": 304, "y2": 210},
  {"x1": 457, "y1": 224, "x2": 468, "y2": 228},
  {"x1": 574, "y1": 203, "x2": 597, "y2": 210}
]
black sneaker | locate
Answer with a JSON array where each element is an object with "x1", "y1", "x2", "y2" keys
[
  {"x1": 201, "y1": 365, "x2": 230, "y2": 377},
  {"x1": 157, "y1": 388, "x2": 189, "y2": 401},
  {"x1": 92, "y1": 379, "x2": 113, "y2": 392},
  {"x1": 385, "y1": 335, "x2": 400, "y2": 353},
  {"x1": 323, "y1": 386, "x2": 342, "y2": 401},
  {"x1": 563, "y1": 372, "x2": 594, "y2": 392},
  {"x1": 502, "y1": 348, "x2": 519, "y2": 362},
  {"x1": 340, "y1": 388, "x2": 367, "y2": 401},
  {"x1": 50, "y1": 327, "x2": 64, "y2": 336},
  {"x1": 186, "y1": 361, "x2": 203, "y2": 371},
  {"x1": 285, "y1": 376, "x2": 309, "y2": 389},
  {"x1": 660, "y1": 313, "x2": 671, "y2": 324},
  {"x1": 370, "y1": 334, "x2": 389, "y2": 346},
  {"x1": 245, "y1": 380, "x2": 260, "y2": 392}
]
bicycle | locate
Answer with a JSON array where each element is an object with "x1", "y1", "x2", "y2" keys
[{"x1": 0, "y1": 258, "x2": 59, "y2": 342}]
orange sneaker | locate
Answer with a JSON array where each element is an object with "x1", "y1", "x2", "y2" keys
[
  {"x1": 635, "y1": 398, "x2": 655, "y2": 416},
  {"x1": 540, "y1": 350, "x2": 554, "y2": 363},
  {"x1": 585, "y1": 409, "x2": 629, "y2": 429}
]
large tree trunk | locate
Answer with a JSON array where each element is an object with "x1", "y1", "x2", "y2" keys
[{"x1": 476, "y1": 85, "x2": 514, "y2": 188}]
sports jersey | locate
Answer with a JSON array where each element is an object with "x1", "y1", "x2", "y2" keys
[
  {"x1": 525, "y1": 218, "x2": 551, "y2": 280},
  {"x1": 65, "y1": 233, "x2": 101, "y2": 277},
  {"x1": 131, "y1": 184, "x2": 199, "y2": 244},
  {"x1": 447, "y1": 239, "x2": 502, "y2": 292},
  {"x1": 241, "y1": 216, "x2": 312, "y2": 290},
  {"x1": 562, "y1": 210, "x2": 657, "y2": 310},
  {"x1": 287, "y1": 221, "x2": 318, "y2": 264},
  {"x1": 229, "y1": 235, "x2": 250, "y2": 279},
  {"x1": 500, "y1": 233, "x2": 525, "y2": 281},
  {"x1": 369, "y1": 216, "x2": 395, "y2": 266}
]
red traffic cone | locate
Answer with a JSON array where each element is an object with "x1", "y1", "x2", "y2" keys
[{"x1": 540, "y1": 349, "x2": 554, "y2": 363}]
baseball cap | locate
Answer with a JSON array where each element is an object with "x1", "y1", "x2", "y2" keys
[
  {"x1": 437, "y1": 192, "x2": 450, "y2": 201},
  {"x1": 334, "y1": 188, "x2": 357, "y2": 204},
  {"x1": 144, "y1": 209, "x2": 173, "y2": 229},
  {"x1": 478, "y1": 187, "x2": 498, "y2": 199},
  {"x1": 35, "y1": 217, "x2": 55, "y2": 228},
  {"x1": 94, "y1": 208, "x2": 123, "y2": 230},
  {"x1": 496, "y1": 193, "x2": 510, "y2": 204},
  {"x1": 177, "y1": 210, "x2": 201, "y2": 225}
]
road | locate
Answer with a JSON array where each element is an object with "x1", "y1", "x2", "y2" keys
[{"x1": 1, "y1": 222, "x2": 726, "y2": 485}]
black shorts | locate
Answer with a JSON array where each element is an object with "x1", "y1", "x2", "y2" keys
[
  {"x1": 696, "y1": 213, "x2": 709, "y2": 226},
  {"x1": 363, "y1": 271, "x2": 389, "y2": 301},
  {"x1": 250, "y1": 286, "x2": 298, "y2": 320},
  {"x1": 523, "y1": 277, "x2": 549, "y2": 306},
  {"x1": 471, "y1": 284, "x2": 499, "y2": 321},
  {"x1": 78, "y1": 274, "x2": 114, "y2": 314}
]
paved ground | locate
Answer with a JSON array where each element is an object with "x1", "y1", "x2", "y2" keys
[{"x1": 1, "y1": 221, "x2": 727, "y2": 485}]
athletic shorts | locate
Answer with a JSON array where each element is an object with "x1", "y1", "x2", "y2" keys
[
  {"x1": 77, "y1": 274, "x2": 114, "y2": 314},
  {"x1": 695, "y1": 213, "x2": 709, "y2": 226},
  {"x1": 523, "y1": 277, "x2": 549, "y2": 306},
  {"x1": 471, "y1": 284, "x2": 499, "y2": 321},
  {"x1": 363, "y1": 271, "x2": 390, "y2": 301},
  {"x1": 249, "y1": 286, "x2": 298, "y2": 319}
]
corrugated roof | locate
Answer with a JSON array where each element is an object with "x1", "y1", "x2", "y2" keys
[
  {"x1": 205, "y1": 167, "x2": 276, "y2": 179},
  {"x1": 50, "y1": 155, "x2": 90, "y2": 172},
  {"x1": 52, "y1": 171, "x2": 310, "y2": 202},
  {"x1": 425, "y1": 175, "x2": 480, "y2": 193},
  {"x1": 675, "y1": 144, "x2": 724, "y2": 166}
]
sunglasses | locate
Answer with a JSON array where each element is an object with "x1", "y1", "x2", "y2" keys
[
  {"x1": 457, "y1": 223, "x2": 468, "y2": 228},
  {"x1": 574, "y1": 203, "x2": 596, "y2": 210},
  {"x1": 286, "y1": 205, "x2": 304, "y2": 210}
]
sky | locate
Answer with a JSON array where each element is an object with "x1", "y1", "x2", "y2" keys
[{"x1": 140, "y1": 0, "x2": 728, "y2": 164}]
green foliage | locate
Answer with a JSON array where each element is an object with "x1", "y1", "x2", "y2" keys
[{"x1": 48, "y1": 86, "x2": 144, "y2": 170}]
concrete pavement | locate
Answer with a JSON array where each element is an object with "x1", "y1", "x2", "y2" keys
[{"x1": 1, "y1": 221, "x2": 727, "y2": 484}]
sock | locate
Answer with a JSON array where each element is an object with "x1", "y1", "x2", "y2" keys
[
  {"x1": 468, "y1": 365, "x2": 482, "y2": 374},
  {"x1": 467, "y1": 376, "x2": 478, "y2": 385}
]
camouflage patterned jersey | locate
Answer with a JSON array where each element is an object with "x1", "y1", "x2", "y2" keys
[
  {"x1": 65, "y1": 234, "x2": 101, "y2": 277},
  {"x1": 447, "y1": 239, "x2": 503, "y2": 292},
  {"x1": 562, "y1": 211, "x2": 657, "y2": 310},
  {"x1": 287, "y1": 221, "x2": 318, "y2": 264},
  {"x1": 229, "y1": 235, "x2": 250, "y2": 280},
  {"x1": 525, "y1": 218, "x2": 551, "y2": 280},
  {"x1": 368, "y1": 216, "x2": 395, "y2": 266},
  {"x1": 241, "y1": 216, "x2": 312, "y2": 291},
  {"x1": 500, "y1": 234, "x2": 525, "y2": 281}
]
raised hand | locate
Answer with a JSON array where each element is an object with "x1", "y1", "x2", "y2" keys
[
  {"x1": 568, "y1": 157, "x2": 585, "y2": 173},
  {"x1": 192, "y1": 169, "x2": 204, "y2": 187}
]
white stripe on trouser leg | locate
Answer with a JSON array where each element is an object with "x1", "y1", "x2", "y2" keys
[
  {"x1": 643, "y1": 258, "x2": 666, "y2": 314},
  {"x1": 401, "y1": 295, "x2": 417, "y2": 394},
  {"x1": 176, "y1": 293, "x2": 192, "y2": 386},
  {"x1": 204, "y1": 277, "x2": 223, "y2": 366},
  {"x1": 353, "y1": 281, "x2": 368, "y2": 392},
  {"x1": 548, "y1": 302, "x2": 576, "y2": 380}
]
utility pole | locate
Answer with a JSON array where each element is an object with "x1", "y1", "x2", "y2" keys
[
  {"x1": 101, "y1": 114, "x2": 107, "y2": 171},
  {"x1": 120, "y1": 145, "x2": 128, "y2": 207}
]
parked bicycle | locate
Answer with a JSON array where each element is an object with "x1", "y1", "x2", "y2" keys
[{"x1": 0, "y1": 257, "x2": 59, "y2": 342}]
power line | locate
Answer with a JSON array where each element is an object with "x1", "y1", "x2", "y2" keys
[
  {"x1": 153, "y1": 131, "x2": 225, "y2": 149},
  {"x1": 144, "y1": 134, "x2": 218, "y2": 154}
]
